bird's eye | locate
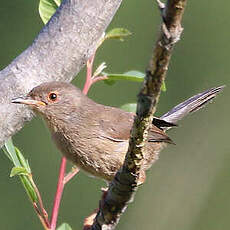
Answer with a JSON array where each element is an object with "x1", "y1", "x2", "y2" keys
[{"x1": 48, "y1": 92, "x2": 58, "y2": 102}]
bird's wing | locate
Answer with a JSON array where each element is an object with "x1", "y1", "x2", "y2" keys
[
  {"x1": 148, "y1": 125, "x2": 175, "y2": 144},
  {"x1": 98, "y1": 106, "x2": 134, "y2": 142},
  {"x1": 97, "y1": 105, "x2": 173, "y2": 144}
]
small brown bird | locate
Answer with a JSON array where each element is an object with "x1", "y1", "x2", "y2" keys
[{"x1": 12, "y1": 82, "x2": 223, "y2": 183}]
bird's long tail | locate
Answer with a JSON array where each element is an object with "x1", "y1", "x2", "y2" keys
[{"x1": 153, "y1": 86, "x2": 224, "y2": 129}]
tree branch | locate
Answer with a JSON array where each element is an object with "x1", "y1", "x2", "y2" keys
[
  {"x1": 0, "y1": 0, "x2": 122, "y2": 147},
  {"x1": 90, "y1": 0, "x2": 187, "y2": 229}
]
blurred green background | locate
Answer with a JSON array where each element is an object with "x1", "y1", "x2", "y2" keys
[{"x1": 0, "y1": 0, "x2": 229, "y2": 229}]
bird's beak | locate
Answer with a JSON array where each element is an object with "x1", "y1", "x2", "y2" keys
[{"x1": 11, "y1": 97, "x2": 46, "y2": 107}]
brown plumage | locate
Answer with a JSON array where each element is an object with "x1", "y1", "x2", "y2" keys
[{"x1": 12, "y1": 82, "x2": 224, "y2": 182}]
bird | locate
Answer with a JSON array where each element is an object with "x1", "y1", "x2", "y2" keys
[{"x1": 12, "y1": 82, "x2": 224, "y2": 183}]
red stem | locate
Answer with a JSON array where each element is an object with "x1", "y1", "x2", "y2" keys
[
  {"x1": 64, "y1": 167, "x2": 80, "y2": 185},
  {"x1": 82, "y1": 54, "x2": 95, "y2": 95},
  {"x1": 50, "y1": 157, "x2": 67, "y2": 230},
  {"x1": 91, "y1": 75, "x2": 108, "y2": 84}
]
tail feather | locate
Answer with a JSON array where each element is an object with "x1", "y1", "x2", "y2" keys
[{"x1": 160, "y1": 86, "x2": 225, "y2": 124}]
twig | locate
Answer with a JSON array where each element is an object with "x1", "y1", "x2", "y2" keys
[
  {"x1": 91, "y1": 76, "x2": 108, "y2": 85},
  {"x1": 64, "y1": 167, "x2": 80, "y2": 185},
  {"x1": 29, "y1": 175, "x2": 50, "y2": 228},
  {"x1": 83, "y1": 54, "x2": 96, "y2": 95},
  {"x1": 50, "y1": 157, "x2": 67, "y2": 230},
  {"x1": 33, "y1": 203, "x2": 50, "y2": 230},
  {"x1": 89, "y1": 0, "x2": 187, "y2": 229}
]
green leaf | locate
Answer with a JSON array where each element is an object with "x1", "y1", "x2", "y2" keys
[
  {"x1": 124, "y1": 70, "x2": 145, "y2": 79},
  {"x1": 10, "y1": 167, "x2": 29, "y2": 177},
  {"x1": 2, "y1": 147, "x2": 12, "y2": 162},
  {"x1": 57, "y1": 223, "x2": 72, "y2": 230},
  {"x1": 20, "y1": 176, "x2": 38, "y2": 202},
  {"x1": 103, "y1": 70, "x2": 145, "y2": 83},
  {"x1": 103, "y1": 79, "x2": 116, "y2": 86},
  {"x1": 26, "y1": 160, "x2": 32, "y2": 174},
  {"x1": 54, "y1": 0, "x2": 61, "y2": 5},
  {"x1": 39, "y1": 0, "x2": 61, "y2": 24},
  {"x1": 105, "y1": 28, "x2": 132, "y2": 41},
  {"x1": 120, "y1": 103, "x2": 137, "y2": 113},
  {"x1": 15, "y1": 147, "x2": 31, "y2": 173},
  {"x1": 2, "y1": 139, "x2": 38, "y2": 202},
  {"x1": 3, "y1": 139, "x2": 21, "y2": 166},
  {"x1": 3, "y1": 139, "x2": 32, "y2": 173},
  {"x1": 103, "y1": 70, "x2": 167, "y2": 91},
  {"x1": 161, "y1": 80, "x2": 167, "y2": 92}
]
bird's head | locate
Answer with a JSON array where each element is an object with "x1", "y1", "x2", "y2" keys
[{"x1": 12, "y1": 81, "x2": 85, "y2": 118}]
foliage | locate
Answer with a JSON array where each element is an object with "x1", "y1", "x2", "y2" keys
[
  {"x1": 57, "y1": 223, "x2": 72, "y2": 230},
  {"x1": 39, "y1": 0, "x2": 61, "y2": 24},
  {"x1": 2, "y1": 139, "x2": 37, "y2": 202}
]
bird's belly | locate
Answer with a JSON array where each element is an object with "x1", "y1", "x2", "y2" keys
[
  {"x1": 52, "y1": 130, "x2": 166, "y2": 182},
  {"x1": 52, "y1": 131, "x2": 128, "y2": 181}
]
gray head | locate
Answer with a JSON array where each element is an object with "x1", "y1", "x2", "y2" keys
[{"x1": 12, "y1": 81, "x2": 87, "y2": 117}]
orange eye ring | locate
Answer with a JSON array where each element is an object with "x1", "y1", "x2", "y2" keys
[{"x1": 48, "y1": 92, "x2": 58, "y2": 102}]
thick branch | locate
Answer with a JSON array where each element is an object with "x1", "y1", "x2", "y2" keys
[
  {"x1": 90, "y1": 0, "x2": 187, "y2": 229},
  {"x1": 0, "y1": 0, "x2": 122, "y2": 147}
]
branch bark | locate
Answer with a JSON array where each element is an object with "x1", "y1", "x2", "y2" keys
[
  {"x1": 0, "y1": 0, "x2": 122, "y2": 147},
  {"x1": 90, "y1": 0, "x2": 187, "y2": 229}
]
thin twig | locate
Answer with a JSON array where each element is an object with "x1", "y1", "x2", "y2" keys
[
  {"x1": 91, "y1": 76, "x2": 108, "y2": 84},
  {"x1": 50, "y1": 157, "x2": 67, "y2": 230},
  {"x1": 83, "y1": 54, "x2": 96, "y2": 95},
  {"x1": 29, "y1": 175, "x2": 50, "y2": 228},
  {"x1": 89, "y1": 0, "x2": 187, "y2": 229},
  {"x1": 64, "y1": 167, "x2": 80, "y2": 185},
  {"x1": 33, "y1": 203, "x2": 50, "y2": 230}
]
